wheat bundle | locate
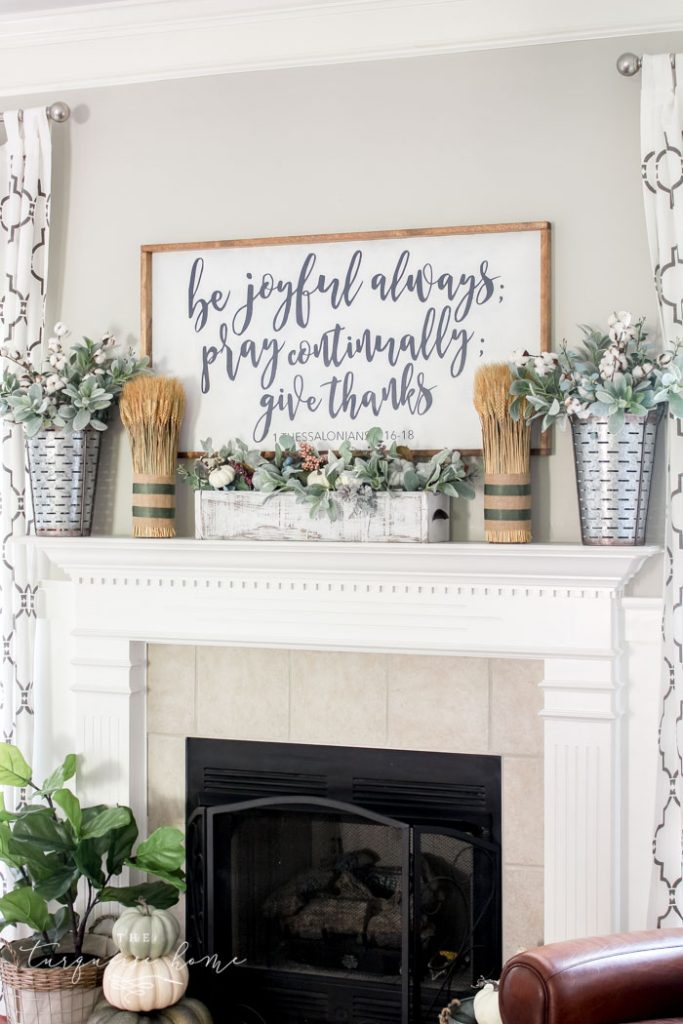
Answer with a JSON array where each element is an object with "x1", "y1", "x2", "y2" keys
[
  {"x1": 120, "y1": 376, "x2": 186, "y2": 538},
  {"x1": 473, "y1": 363, "x2": 531, "y2": 544}
]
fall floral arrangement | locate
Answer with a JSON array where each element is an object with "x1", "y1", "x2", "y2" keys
[
  {"x1": 178, "y1": 427, "x2": 475, "y2": 520},
  {"x1": 0, "y1": 322, "x2": 148, "y2": 437},
  {"x1": 509, "y1": 312, "x2": 683, "y2": 433}
]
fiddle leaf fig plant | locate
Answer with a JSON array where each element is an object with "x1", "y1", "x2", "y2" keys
[{"x1": 0, "y1": 743, "x2": 185, "y2": 959}]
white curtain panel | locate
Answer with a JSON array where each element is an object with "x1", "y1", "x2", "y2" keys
[
  {"x1": 0, "y1": 109, "x2": 51, "y2": 792},
  {"x1": 642, "y1": 55, "x2": 683, "y2": 926}
]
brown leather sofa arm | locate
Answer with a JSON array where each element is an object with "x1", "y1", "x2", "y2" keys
[{"x1": 498, "y1": 929, "x2": 683, "y2": 1024}]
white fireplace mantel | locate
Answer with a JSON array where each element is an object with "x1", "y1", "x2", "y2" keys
[{"x1": 28, "y1": 538, "x2": 662, "y2": 947}]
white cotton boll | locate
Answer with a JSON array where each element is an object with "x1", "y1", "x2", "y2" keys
[
  {"x1": 617, "y1": 311, "x2": 632, "y2": 327},
  {"x1": 565, "y1": 397, "x2": 591, "y2": 420},
  {"x1": 53, "y1": 322, "x2": 69, "y2": 337},
  {"x1": 336, "y1": 471, "x2": 357, "y2": 490}
]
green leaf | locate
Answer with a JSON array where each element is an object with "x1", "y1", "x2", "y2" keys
[
  {"x1": 668, "y1": 392, "x2": 683, "y2": 418},
  {"x1": 7, "y1": 835, "x2": 53, "y2": 874},
  {"x1": 0, "y1": 744, "x2": 32, "y2": 787},
  {"x1": 80, "y1": 806, "x2": 131, "y2": 840},
  {"x1": 132, "y1": 826, "x2": 184, "y2": 874},
  {"x1": 608, "y1": 408, "x2": 625, "y2": 434},
  {"x1": 13, "y1": 807, "x2": 73, "y2": 852},
  {"x1": 0, "y1": 794, "x2": 18, "y2": 824},
  {"x1": 34, "y1": 865, "x2": 79, "y2": 902},
  {"x1": 365, "y1": 427, "x2": 383, "y2": 448},
  {"x1": 0, "y1": 822, "x2": 25, "y2": 869},
  {"x1": 106, "y1": 815, "x2": 139, "y2": 877},
  {"x1": 72, "y1": 409, "x2": 91, "y2": 430},
  {"x1": 0, "y1": 889, "x2": 50, "y2": 932},
  {"x1": 124, "y1": 862, "x2": 186, "y2": 891},
  {"x1": 41, "y1": 755, "x2": 77, "y2": 794},
  {"x1": 403, "y1": 470, "x2": 420, "y2": 492},
  {"x1": 53, "y1": 789, "x2": 82, "y2": 835},
  {"x1": 44, "y1": 906, "x2": 72, "y2": 947},
  {"x1": 99, "y1": 881, "x2": 181, "y2": 910},
  {"x1": 73, "y1": 840, "x2": 105, "y2": 888}
]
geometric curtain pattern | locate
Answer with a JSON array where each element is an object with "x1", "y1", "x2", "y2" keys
[
  {"x1": 0, "y1": 109, "x2": 51, "y2": 797},
  {"x1": 642, "y1": 55, "x2": 683, "y2": 926}
]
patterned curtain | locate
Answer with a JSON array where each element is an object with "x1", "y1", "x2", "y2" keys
[
  {"x1": 643, "y1": 55, "x2": 683, "y2": 926},
  {"x1": 0, "y1": 109, "x2": 51, "y2": 795}
]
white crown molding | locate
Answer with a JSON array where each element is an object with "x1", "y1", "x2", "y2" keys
[{"x1": 1, "y1": 0, "x2": 683, "y2": 97}]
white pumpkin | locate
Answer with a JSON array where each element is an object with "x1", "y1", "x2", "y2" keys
[
  {"x1": 307, "y1": 470, "x2": 330, "y2": 488},
  {"x1": 473, "y1": 982, "x2": 501, "y2": 1024},
  {"x1": 103, "y1": 952, "x2": 189, "y2": 1012},
  {"x1": 112, "y1": 906, "x2": 181, "y2": 960},
  {"x1": 208, "y1": 465, "x2": 236, "y2": 489}
]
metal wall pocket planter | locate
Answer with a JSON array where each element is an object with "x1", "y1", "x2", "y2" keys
[
  {"x1": 26, "y1": 428, "x2": 102, "y2": 536},
  {"x1": 570, "y1": 409, "x2": 662, "y2": 546}
]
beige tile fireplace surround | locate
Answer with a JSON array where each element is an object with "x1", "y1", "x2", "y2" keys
[
  {"x1": 146, "y1": 646, "x2": 544, "y2": 960},
  {"x1": 31, "y1": 538, "x2": 662, "y2": 976}
]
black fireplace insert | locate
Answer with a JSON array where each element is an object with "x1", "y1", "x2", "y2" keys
[{"x1": 186, "y1": 738, "x2": 501, "y2": 1024}]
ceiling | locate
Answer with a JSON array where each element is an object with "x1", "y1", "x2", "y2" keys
[
  {"x1": 0, "y1": 0, "x2": 123, "y2": 11},
  {"x1": 1, "y1": 0, "x2": 682, "y2": 96}
]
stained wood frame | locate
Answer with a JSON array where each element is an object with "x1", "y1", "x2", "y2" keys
[{"x1": 141, "y1": 221, "x2": 552, "y2": 456}]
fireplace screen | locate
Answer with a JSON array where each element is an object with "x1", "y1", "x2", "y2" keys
[
  {"x1": 186, "y1": 738, "x2": 501, "y2": 1024},
  {"x1": 214, "y1": 802, "x2": 410, "y2": 980}
]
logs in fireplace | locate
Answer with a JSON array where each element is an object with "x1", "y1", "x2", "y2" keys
[{"x1": 186, "y1": 739, "x2": 501, "y2": 1024}]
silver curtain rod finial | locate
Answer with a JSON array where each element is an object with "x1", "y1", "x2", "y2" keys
[
  {"x1": 47, "y1": 101, "x2": 70, "y2": 123},
  {"x1": 617, "y1": 52, "x2": 642, "y2": 77}
]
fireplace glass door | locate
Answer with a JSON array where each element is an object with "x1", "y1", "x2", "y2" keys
[{"x1": 205, "y1": 797, "x2": 411, "y2": 1014}]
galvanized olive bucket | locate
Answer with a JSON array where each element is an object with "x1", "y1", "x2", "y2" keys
[
  {"x1": 570, "y1": 409, "x2": 662, "y2": 546},
  {"x1": 26, "y1": 428, "x2": 102, "y2": 536}
]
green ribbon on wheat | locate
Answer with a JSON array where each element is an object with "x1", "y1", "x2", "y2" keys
[
  {"x1": 484, "y1": 483, "x2": 531, "y2": 496},
  {"x1": 131, "y1": 506, "x2": 175, "y2": 519},
  {"x1": 484, "y1": 508, "x2": 531, "y2": 521},
  {"x1": 132, "y1": 483, "x2": 175, "y2": 495}
]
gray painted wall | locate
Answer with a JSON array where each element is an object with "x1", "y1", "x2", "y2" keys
[{"x1": 7, "y1": 30, "x2": 681, "y2": 586}]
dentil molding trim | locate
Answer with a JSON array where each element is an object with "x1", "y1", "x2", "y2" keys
[
  {"x1": 27, "y1": 538, "x2": 658, "y2": 658},
  {"x1": 1, "y1": 0, "x2": 683, "y2": 96}
]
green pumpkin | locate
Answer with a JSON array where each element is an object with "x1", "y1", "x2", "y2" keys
[
  {"x1": 88, "y1": 997, "x2": 213, "y2": 1024},
  {"x1": 112, "y1": 907, "x2": 181, "y2": 959}
]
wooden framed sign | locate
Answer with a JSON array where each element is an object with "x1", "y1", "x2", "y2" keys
[{"x1": 141, "y1": 222, "x2": 550, "y2": 455}]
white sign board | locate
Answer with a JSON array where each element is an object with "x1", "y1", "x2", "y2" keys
[{"x1": 142, "y1": 224, "x2": 550, "y2": 453}]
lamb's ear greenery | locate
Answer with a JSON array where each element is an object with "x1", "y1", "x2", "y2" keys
[
  {"x1": 178, "y1": 427, "x2": 477, "y2": 520},
  {"x1": 510, "y1": 314, "x2": 683, "y2": 432},
  {"x1": 0, "y1": 745, "x2": 185, "y2": 956}
]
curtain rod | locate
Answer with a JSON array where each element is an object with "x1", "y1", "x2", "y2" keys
[
  {"x1": 0, "y1": 102, "x2": 70, "y2": 125},
  {"x1": 617, "y1": 52, "x2": 678, "y2": 77}
]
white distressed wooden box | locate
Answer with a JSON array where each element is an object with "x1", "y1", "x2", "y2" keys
[{"x1": 195, "y1": 491, "x2": 450, "y2": 542}]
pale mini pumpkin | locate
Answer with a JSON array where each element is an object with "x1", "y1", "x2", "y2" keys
[
  {"x1": 87, "y1": 996, "x2": 212, "y2": 1024},
  {"x1": 103, "y1": 953, "x2": 189, "y2": 1012},
  {"x1": 473, "y1": 982, "x2": 502, "y2": 1024},
  {"x1": 113, "y1": 906, "x2": 181, "y2": 959}
]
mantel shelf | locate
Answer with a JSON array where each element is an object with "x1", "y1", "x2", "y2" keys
[{"x1": 23, "y1": 538, "x2": 659, "y2": 593}]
